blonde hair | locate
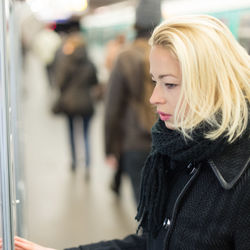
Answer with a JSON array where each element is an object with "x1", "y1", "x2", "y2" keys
[{"x1": 149, "y1": 15, "x2": 250, "y2": 142}]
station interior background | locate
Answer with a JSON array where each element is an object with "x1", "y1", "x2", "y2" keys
[{"x1": 0, "y1": 0, "x2": 250, "y2": 249}]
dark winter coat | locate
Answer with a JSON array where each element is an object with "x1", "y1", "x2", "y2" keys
[
  {"x1": 65, "y1": 132, "x2": 250, "y2": 250},
  {"x1": 104, "y1": 39, "x2": 155, "y2": 158},
  {"x1": 53, "y1": 46, "x2": 98, "y2": 117}
]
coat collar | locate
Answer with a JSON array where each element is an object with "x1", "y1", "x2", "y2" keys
[{"x1": 208, "y1": 134, "x2": 250, "y2": 190}]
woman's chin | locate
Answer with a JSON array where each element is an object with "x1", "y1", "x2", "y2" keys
[{"x1": 164, "y1": 121, "x2": 175, "y2": 130}]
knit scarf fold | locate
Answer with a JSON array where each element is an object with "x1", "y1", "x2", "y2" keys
[{"x1": 135, "y1": 119, "x2": 226, "y2": 237}]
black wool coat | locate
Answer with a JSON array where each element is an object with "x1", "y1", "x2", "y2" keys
[{"x1": 65, "y1": 133, "x2": 250, "y2": 250}]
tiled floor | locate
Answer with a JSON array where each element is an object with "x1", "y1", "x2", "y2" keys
[{"x1": 20, "y1": 52, "x2": 137, "y2": 249}]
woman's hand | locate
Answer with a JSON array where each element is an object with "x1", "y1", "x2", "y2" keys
[{"x1": 14, "y1": 237, "x2": 57, "y2": 250}]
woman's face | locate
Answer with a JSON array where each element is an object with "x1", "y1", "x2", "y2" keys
[{"x1": 149, "y1": 45, "x2": 182, "y2": 129}]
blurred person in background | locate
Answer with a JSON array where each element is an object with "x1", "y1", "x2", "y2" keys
[
  {"x1": 15, "y1": 0, "x2": 44, "y2": 57},
  {"x1": 11, "y1": 13, "x2": 250, "y2": 250},
  {"x1": 32, "y1": 25, "x2": 62, "y2": 86},
  {"x1": 104, "y1": 0, "x2": 160, "y2": 202},
  {"x1": 52, "y1": 32, "x2": 98, "y2": 178},
  {"x1": 104, "y1": 33, "x2": 126, "y2": 73},
  {"x1": 14, "y1": 0, "x2": 44, "y2": 97},
  {"x1": 103, "y1": 33, "x2": 127, "y2": 194}
]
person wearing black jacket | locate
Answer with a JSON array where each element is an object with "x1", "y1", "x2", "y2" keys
[
  {"x1": 13, "y1": 14, "x2": 250, "y2": 250},
  {"x1": 53, "y1": 32, "x2": 98, "y2": 175},
  {"x1": 105, "y1": 0, "x2": 160, "y2": 202}
]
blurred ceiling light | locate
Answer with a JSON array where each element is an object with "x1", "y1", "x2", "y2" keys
[
  {"x1": 70, "y1": 0, "x2": 88, "y2": 12},
  {"x1": 26, "y1": 0, "x2": 88, "y2": 21},
  {"x1": 82, "y1": 2, "x2": 135, "y2": 28}
]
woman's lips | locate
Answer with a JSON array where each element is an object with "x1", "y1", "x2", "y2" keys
[{"x1": 157, "y1": 111, "x2": 172, "y2": 121}]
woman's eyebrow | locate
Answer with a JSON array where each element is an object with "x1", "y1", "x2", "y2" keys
[
  {"x1": 150, "y1": 73, "x2": 177, "y2": 79},
  {"x1": 159, "y1": 74, "x2": 177, "y2": 79}
]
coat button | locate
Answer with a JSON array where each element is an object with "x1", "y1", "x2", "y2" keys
[{"x1": 163, "y1": 218, "x2": 171, "y2": 229}]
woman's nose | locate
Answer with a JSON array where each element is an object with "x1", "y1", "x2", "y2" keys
[{"x1": 150, "y1": 84, "x2": 166, "y2": 105}]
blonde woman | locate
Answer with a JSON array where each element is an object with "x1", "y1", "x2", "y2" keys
[{"x1": 12, "y1": 14, "x2": 250, "y2": 250}]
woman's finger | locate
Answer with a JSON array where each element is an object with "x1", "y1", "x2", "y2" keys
[
  {"x1": 15, "y1": 236, "x2": 32, "y2": 244},
  {"x1": 15, "y1": 240, "x2": 33, "y2": 250}
]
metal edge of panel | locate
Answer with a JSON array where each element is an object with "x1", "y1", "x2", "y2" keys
[{"x1": 0, "y1": 0, "x2": 14, "y2": 249}]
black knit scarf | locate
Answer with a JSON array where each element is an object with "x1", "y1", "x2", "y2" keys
[{"x1": 135, "y1": 119, "x2": 227, "y2": 237}]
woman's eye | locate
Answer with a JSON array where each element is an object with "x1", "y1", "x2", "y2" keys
[
  {"x1": 151, "y1": 79, "x2": 157, "y2": 85},
  {"x1": 165, "y1": 83, "x2": 177, "y2": 89}
]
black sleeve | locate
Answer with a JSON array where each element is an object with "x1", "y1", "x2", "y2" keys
[
  {"x1": 89, "y1": 62, "x2": 98, "y2": 87},
  {"x1": 234, "y1": 176, "x2": 250, "y2": 249},
  {"x1": 54, "y1": 55, "x2": 72, "y2": 91},
  {"x1": 64, "y1": 234, "x2": 147, "y2": 250},
  {"x1": 104, "y1": 55, "x2": 128, "y2": 157}
]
